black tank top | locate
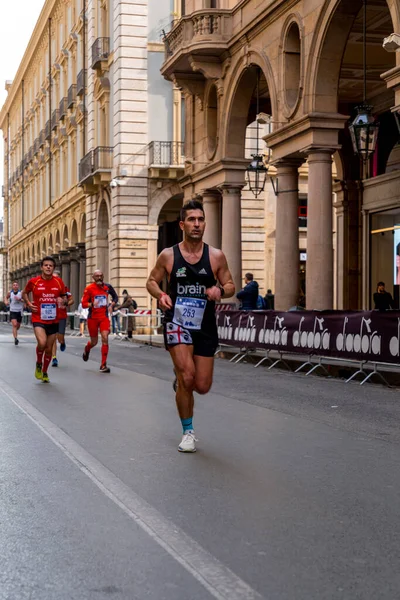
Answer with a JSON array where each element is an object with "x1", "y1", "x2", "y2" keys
[{"x1": 166, "y1": 243, "x2": 217, "y2": 331}]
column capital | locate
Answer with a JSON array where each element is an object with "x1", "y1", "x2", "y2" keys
[
  {"x1": 218, "y1": 184, "x2": 245, "y2": 196},
  {"x1": 68, "y1": 246, "x2": 80, "y2": 261},
  {"x1": 272, "y1": 157, "x2": 305, "y2": 171},
  {"x1": 58, "y1": 250, "x2": 71, "y2": 264},
  {"x1": 201, "y1": 189, "x2": 221, "y2": 201},
  {"x1": 304, "y1": 147, "x2": 338, "y2": 162}
]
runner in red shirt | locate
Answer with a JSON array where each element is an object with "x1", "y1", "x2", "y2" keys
[
  {"x1": 22, "y1": 256, "x2": 67, "y2": 383},
  {"x1": 51, "y1": 270, "x2": 74, "y2": 367},
  {"x1": 81, "y1": 269, "x2": 118, "y2": 373}
]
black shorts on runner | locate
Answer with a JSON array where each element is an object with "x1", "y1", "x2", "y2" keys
[
  {"x1": 33, "y1": 322, "x2": 59, "y2": 336},
  {"x1": 10, "y1": 311, "x2": 22, "y2": 323},
  {"x1": 163, "y1": 322, "x2": 218, "y2": 358},
  {"x1": 58, "y1": 318, "x2": 67, "y2": 335}
]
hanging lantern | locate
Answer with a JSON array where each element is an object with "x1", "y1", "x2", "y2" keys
[
  {"x1": 349, "y1": 104, "x2": 379, "y2": 161},
  {"x1": 246, "y1": 153, "x2": 268, "y2": 197}
]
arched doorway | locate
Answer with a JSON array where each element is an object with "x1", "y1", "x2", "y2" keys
[
  {"x1": 312, "y1": 0, "x2": 396, "y2": 309},
  {"x1": 97, "y1": 200, "x2": 110, "y2": 282},
  {"x1": 157, "y1": 194, "x2": 184, "y2": 255},
  {"x1": 224, "y1": 63, "x2": 273, "y2": 297},
  {"x1": 70, "y1": 220, "x2": 78, "y2": 245}
]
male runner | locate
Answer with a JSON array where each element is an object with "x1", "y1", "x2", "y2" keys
[
  {"x1": 51, "y1": 270, "x2": 74, "y2": 367},
  {"x1": 5, "y1": 282, "x2": 24, "y2": 345},
  {"x1": 22, "y1": 257, "x2": 67, "y2": 383},
  {"x1": 146, "y1": 199, "x2": 235, "y2": 452},
  {"x1": 81, "y1": 270, "x2": 118, "y2": 373}
]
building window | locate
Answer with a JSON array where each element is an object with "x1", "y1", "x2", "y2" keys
[{"x1": 298, "y1": 195, "x2": 307, "y2": 228}]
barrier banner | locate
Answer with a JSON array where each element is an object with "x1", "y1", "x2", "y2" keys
[{"x1": 215, "y1": 310, "x2": 400, "y2": 364}]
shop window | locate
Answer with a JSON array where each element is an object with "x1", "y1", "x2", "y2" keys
[{"x1": 298, "y1": 195, "x2": 307, "y2": 228}]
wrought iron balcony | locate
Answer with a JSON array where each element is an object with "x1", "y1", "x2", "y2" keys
[
  {"x1": 68, "y1": 84, "x2": 77, "y2": 108},
  {"x1": 77, "y1": 69, "x2": 87, "y2": 96},
  {"x1": 59, "y1": 97, "x2": 68, "y2": 120},
  {"x1": 149, "y1": 141, "x2": 185, "y2": 167},
  {"x1": 51, "y1": 109, "x2": 60, "y2": 131},
  {"x1": 45, "y1": 121, "x2": 51, "y2": 140},
  {"x1": 91, "y1": 37, "x2": 110, "y2": 70},
  {"x1": 79, "y1": 150, "x2": 93, "y2": 183},
  {"x1": 162, "y1": 10, "x2": 232, "y2": 77},
  {"x1": 93, "y1": 146, "x2": 113, "y2": 172}
]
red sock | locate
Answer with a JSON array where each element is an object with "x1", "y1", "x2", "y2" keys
[
  {"x1": 101, "y1": 344, "x2": 109, "y2": 366},
  {"x1": 85, "y1": 341, "x2": 92, "y2": 354},
  {"x1": 36, "y1": 347, "x2": 44, "y2": 365},
  {"x1": 42, "y1": 353, "x2": 52, "y2": 374}
]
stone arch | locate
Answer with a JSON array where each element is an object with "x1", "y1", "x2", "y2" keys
[
  {"x1": 70, "y1": 219, "x2": 78, "y2": 245},
  {"x1": 149, "y1": 182, "x2": 184, "y2": 225},
  {"x1": 62, "y1": 224, "x2": 69, "y2": 250},
  {"x1": 222, "y1": 51, "x2": 276, "y2": 159},
  {"x1": 41, "y1": 238, "x2": 46, "y2": 258},
  {"x1": 55, "y1": 230, "x2": 61, "y2": 252},
  {"x1": 306, "y1": 0, "x2": 398, "y2": 114},
  {"x1": 205, "y1": 81, "x2": 219, "y2": 159},
  {"x1": 31, "y1": 244, "x2": 35, "y2": 263},
  {"x1": 48, "y1": 233, "x2": 54, "y2": 255},
  {"x1": 36, "y1": 241, "x2": 41, "y2": 260},
  {"x1": 79, "y1": 213, "x2": 86, "y2": 243},
  {"x1": 96, "y1": 198, "x2": 110, "y2": 281}
]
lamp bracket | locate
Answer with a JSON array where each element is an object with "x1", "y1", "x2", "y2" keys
[{"x1": 270, "y1": 176, "x2": 298, "y2": 197}]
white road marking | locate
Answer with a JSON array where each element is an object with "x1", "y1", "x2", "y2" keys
[{"x1": 0, "y1": 376, "x2": 264, "y2": 600}]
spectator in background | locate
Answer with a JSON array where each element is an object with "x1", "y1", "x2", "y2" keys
[
  {"x1": 374, "y1": 281, "x2": 395, "y2": 311},
  {"x1": 111, "y1": 304, "x2": 121, "y2": 335},
  {"x1": 236, "y1": 273, "x2": 259, "y2": 311},
  {"x1": 119, "y1": 289, "x2": 138, "y2": 339},
  {"x1": 264, "y1": 289, "x2": 275, "y2": 310},
  {"x1": 77, "y1": 302, "x2": 89, "y2": 336}
]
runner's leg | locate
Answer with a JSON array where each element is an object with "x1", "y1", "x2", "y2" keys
[
  {"x1": 11, "y1": 319, "x2": 17, "y2": 340},
  {"x1": 33, "y1": 326, "x2": 47, "y2": 379},
  {"x1": 52, "y1": 338, "x2": 58, "y2": 365},
  {"x1": 193, "y1": 356, "x2": 214, "y2": 395},
  {"x1": 43, "y1": 333, "x2": 57, "y2": 375},
  {"x1": 100, "y1": 328, "x2": 110, "y2": 368},
  {"x1": 169, "y1": 345, "x2": 196, "y2": 421},
  {"x1": 84, "y1": 318, "x2": 99, "y2": 359}
]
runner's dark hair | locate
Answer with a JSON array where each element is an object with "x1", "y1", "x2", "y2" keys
[
  {"x1": 40, "y1": 255, "x2": 56, "y2": 267},
  {"x1": 180, "y1": 199, "x2": 205, "y2": 221}
]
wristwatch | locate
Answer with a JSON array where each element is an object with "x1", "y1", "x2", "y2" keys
[{"x1": 218, "y1": 285, "x2": 225, "y2": 298}]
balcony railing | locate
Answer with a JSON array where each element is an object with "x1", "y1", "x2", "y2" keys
[
  {"x1": 68, "y1": 84, "x2": 77, "y2": 108},
  {"x1": 164, "y1": 10, "x2": 232, "y2": 58},
  {"x1": 93, "y1": 146, "x2": 113, "y2": 172},
  {"x1": 77, "y1": 69, "x2": 87, "y2": 96},
  {"x1": 149, "y1": 141, "x2": 185, "y2": 167},
  {"x1": 45, "y1": 121, "x2": 51, "y2": 140},
  {"x1": 79, "y1": 150, "x2": 93, "y2": 182},
  {"x1": 51, "y1": 109, "x2": 60, "y2": 131},
  {"x1": 59, "y1": 97, "x2": 68, "y2": 120},
  {"x1": 91, "y1": 37, "x2": 110, "y2": 69}
]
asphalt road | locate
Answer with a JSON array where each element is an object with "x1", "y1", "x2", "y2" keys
[{"x1": 1, "y1": 324, "x2": 400, "y2": 600}]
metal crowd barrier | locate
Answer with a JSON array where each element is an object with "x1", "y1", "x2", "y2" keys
[{"x1": 0, "y1": 309, "x2": 162, "y2": 339}]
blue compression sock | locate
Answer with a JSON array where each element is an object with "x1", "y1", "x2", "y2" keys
[{"x1": 181, "y1": 417, "x2": 193, "y2": 433}]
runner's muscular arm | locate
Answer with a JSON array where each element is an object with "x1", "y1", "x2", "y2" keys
[
  {"x1": 146, "y1": 248, "x2": 173, "y2": 311},
  {"x1": 81, "y1": 286, "x2": 93, "y2": 309},
  {"x1": 22, "y1": 282, "x2": 38, "y2": 312},
  {"x1": 207, "y1": 249, "x2": 235, "y2": 301}
]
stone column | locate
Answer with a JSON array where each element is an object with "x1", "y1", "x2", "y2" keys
[
  {"x1": 77, "y1": 242, "x2": 86, "y2": 300},
  {"x1": 306, "y1": 150, "x2": 334, "y2": 310},
  {"x1": 274, "y1": 159, "x2": 303, "y2": 310},
  {"x1": 202, "y1": 190, "x2": 221, "y2": 248},
  {"x1": 59, "y1": 250, "x2": 71, "y2": 289},
  {"x1": 220, "y1": 185, "x2": 243, "y2": 299},
  {"x1": 68, "y1": 247, "x2": 80, "y2": 310}
]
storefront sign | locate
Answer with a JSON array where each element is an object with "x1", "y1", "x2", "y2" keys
[{"x1": 216, "y1": 309, "x2": 400, "y2": 364}]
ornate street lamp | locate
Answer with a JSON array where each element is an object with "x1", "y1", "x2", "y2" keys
[
  {"x1": 349, "y1": 0, "x2": 379, "y2": 164},
  {"x1": 246, "y1": 68, "x2": 268, "y2": 197}
]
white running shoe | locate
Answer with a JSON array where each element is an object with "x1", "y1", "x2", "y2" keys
[{"x1": 178, "y1": 431, "x2": 198, "y2": 453}]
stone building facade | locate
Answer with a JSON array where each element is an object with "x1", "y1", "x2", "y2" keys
[
  {"x1": 0, "y1": 0, "x2": 185, "y2": 308},
  {"x1": 162, "y1": 0, "x2": 400, "y2": 310}
]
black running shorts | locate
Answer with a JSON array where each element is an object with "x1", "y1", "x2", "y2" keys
[
  {"x1": 10, "y1": 311, "x2": 22, "y2": 323},
  {"x1": 163, "y1": 321, "x2": 218, "y2": 358},
  {"x1": 58, "y1": 318, "x2": 67, "y2": 335},
  {"x1": 33, "y1": 322, "x2": 59, "y2": 336}
]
